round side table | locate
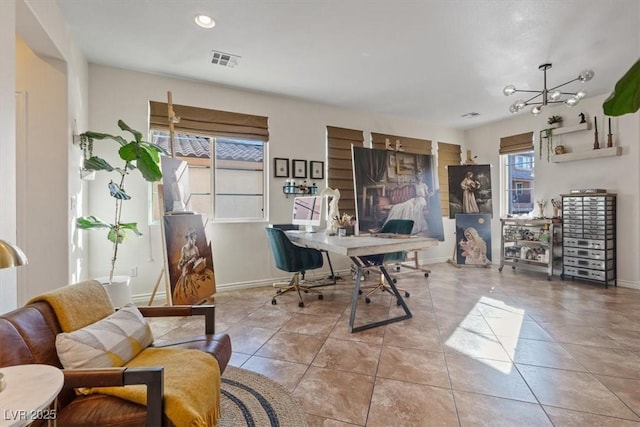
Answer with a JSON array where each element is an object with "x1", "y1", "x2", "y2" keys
[{"x1": 0, "y1": 364, "x2": 63, "y2": 427}]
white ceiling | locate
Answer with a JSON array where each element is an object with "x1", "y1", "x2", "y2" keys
[{"x1": 54, "y1": 0, "x2": 639, "y2": 130}]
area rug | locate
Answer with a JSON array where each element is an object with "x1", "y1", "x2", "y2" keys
[{"x1": 217, "y1": 366, "x2": 308, "y2": 427}]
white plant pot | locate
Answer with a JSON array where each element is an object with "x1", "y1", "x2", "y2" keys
[{"x1": 97, "y1": 275, "x2": 131, "y2": 307}]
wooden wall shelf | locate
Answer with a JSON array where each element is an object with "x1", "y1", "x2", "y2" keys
[{"x1": 551, "y1": 146, "x2": 621, "y2": 163}]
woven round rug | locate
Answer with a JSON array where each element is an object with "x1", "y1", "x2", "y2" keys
[{"x1": 217, "y1": 366, "x2": 308, "y2": 427}]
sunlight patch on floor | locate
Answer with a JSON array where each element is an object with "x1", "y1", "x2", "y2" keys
[{"x1": 444, "y1": 296, "x2": 524, "y2": 374}]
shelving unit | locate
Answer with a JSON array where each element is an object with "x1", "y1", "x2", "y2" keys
[
  {"x1": 561, "y1": 192, "x2": 616, "y2": 287},
  {"x1": 499, "y1": 218, "x2": 561, "y2": 280},
  {"x1": 283, "y1": 185, "x2": 318, "y2": 197},
  {"x1": 551, "y1": 146, "x2": 621, "y2": 163},
  {"x1": 551, "y1": 122, "x2": 591, "y2": 136}
]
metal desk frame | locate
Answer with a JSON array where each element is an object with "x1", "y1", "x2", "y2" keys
[{"x1": 286, "y1": 231, "x2": 438, "y2": 332}]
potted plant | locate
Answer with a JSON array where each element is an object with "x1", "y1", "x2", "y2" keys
[
  {"x1": 76, "y1": 120, "x2": 165, "y2": 303},
  {"x1": 547, "y1": 115, "x2": 563, "y2": 128}
]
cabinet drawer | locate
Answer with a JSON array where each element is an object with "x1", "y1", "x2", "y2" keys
[
  {"x1": 563, "y1": 257, "x2": 613, "y2": 270},
  {"x1": 563, "y1": 247, "x2": 613, "y2": 260},
  {"x1": 564, "y1": 266, "x2": 614, "y2": 282},
  {"x1": 564, "y1": 238, "x2": 614, "y2": 250}
]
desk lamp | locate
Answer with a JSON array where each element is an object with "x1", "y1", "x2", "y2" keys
[{"x1": 0, "y1": 239, "x2": 27, "y2": 392}]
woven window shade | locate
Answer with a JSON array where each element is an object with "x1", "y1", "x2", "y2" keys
[
  {"x1": 499, "y1": 132, "x2": 533, "y2": 154},
  {"x1": 327, "y1": 126, "x2": 364, "y2": 216},
  {"x1": 437, "y1": 142, "x2": 461, "y2": 217},
  {"x1": 149, "y1": 101, "x2": 269, "y2": 141},
  {"x1": 371, "y1": 132, "x2": 432, "y2": 154}
]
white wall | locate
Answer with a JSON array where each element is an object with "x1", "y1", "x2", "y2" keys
[
  {"x1": 0, "y1": 0, "x2": 18, "y2": 314},
  {"x1": 0, "y1": 0, "x2": 88, "y2": 313},
  {"x1": 86, "y1": 65, "x2": 465, "y2": 300},
  {"x1": 465, "y1": 95, "x2": 640, "y2": 288}
]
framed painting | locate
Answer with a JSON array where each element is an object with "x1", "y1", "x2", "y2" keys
[
  {"x1": 447, "y1": 164, "x2": 493, "y2": 219},
  {"x1": 274, "y1": 157, "x2": 289, "y2": 178},
  {"x1": 310, "y1": 161, "x2": 324, "y2": 179},
  {"x1": 163, "y1": 213, "x2": 216, "y2": 305},
  {"x1": 455, "y1": 214, "x2": 492, "y2": 265},
  {"x1": 292, "y1": 159, "x2": 307, "y2": 178}
]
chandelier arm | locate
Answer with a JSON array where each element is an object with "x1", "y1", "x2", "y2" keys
[
  {"x1": 523, "y1": 93, "x2": 543, "y2": 105},
  {"x1": 547, "y1": 77, "x2": 580, "y2": 92},
  {"x1": 512, "y1": 89, "x2": 542, "y2": 94}
]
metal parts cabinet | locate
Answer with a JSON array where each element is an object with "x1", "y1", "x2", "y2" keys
[
  {"x1": 561, "y1": 193, "x2": 616, "y2": 287},
  {"x1": 499, "y1": 218, "x2": 560, "y2": 280}
]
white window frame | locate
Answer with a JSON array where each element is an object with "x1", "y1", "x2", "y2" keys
[
  {"x1": 148, "y1": 130, "x2": 268, "y2": 224},
  {"x1": 500, "y1": 150, "x2": 535, "y2": 217}
]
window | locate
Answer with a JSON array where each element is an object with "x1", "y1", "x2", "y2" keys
[
  {"x1": 502, "y1": 151, "x2": 535, "y2": 215},
  {"x1": 148, "y1": 101, "x2": 269, "y2": 222},
  {"x1": 151, "y1": 130, "x2": 266, "y2": 221}
]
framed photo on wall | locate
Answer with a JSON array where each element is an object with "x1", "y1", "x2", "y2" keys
[
  {"x1": 310, "y1": 161, "x2": 324, "y2": 179},
  {"x1": 292, "y1": 159, "x2": 307, "y2": 178},
  {"x1": 274, "y1": 158, "x2": 289, "y2": 178}
]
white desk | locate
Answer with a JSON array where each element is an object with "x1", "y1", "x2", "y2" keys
[
  {"x1": 0, "y1": 364, "x2": 63, "y2": 427},
  {"x1": 287, "y1": 231, "x2": 438, "y2": 332}
]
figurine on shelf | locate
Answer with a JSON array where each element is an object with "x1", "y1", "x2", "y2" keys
[
  {"x1": 551, "y1": 199, "x2": 562, "y2": 218},
  {"x1": 536, "y1": 199, "x2": 547, "y2": 218},
  {"x1": 579, "y1": 112, "x2": 587, "y2": 124}
]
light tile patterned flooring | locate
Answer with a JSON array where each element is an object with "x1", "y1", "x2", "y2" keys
[{"x1": 148, "y1": 263, "x2": 640, "y2": 426}]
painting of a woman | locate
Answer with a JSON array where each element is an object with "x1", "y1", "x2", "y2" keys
[
  {"x1": 460, "y1": 171, "x2": 480, "y2": 213},
  {"x1": 455, "y1": 213, "x2": 492, "y2": 265},
  {"x1": 383, "y1": 169, "x2": 432, "y2": 234},
  {"x1": 164, "y1": 214, "x2": 216, "y2": 305}
]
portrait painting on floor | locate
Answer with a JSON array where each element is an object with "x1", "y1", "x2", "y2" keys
[
  {"x1": 448, "y1": 164, "x2": 492, "y2": 219},
  {"x1": 352, "y1": 146, "x2": 444, "y2": 240},
  {"x1": 455, "y1": 214, "x2": 492, "y2": 265},
  {"x1": 163, "y1": 213, "x2": 216, "y2": 304}
]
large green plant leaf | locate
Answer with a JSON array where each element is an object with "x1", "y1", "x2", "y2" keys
[
  {"x1": 603, "y1": 59, "x2": 640, "y2": 116},
  {"x1": 83, "y1": 156, "x2": 114, "y2": 171},
  {"x1": 107, "y1": 222, "x2": 141, "y2": 243},
  {"x1": 118, "y1": 120, "x2": 143, "y2": 143},
  {"x1": 76, "y1": 216, "x2": 112, "y2": 230},
  {"x1": 81, "y1": 131, "x2": 128, "y2": 146},
  {"x1": 135, "y1": 145, "x2": 163, "y2": 182}
]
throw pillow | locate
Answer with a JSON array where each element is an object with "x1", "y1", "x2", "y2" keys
[{"x1": 55, "y1": 303, "x2": 154, "y2": 369}]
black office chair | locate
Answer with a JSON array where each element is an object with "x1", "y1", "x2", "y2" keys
[
  {"x1": 360, "y1": 219, "x2": 414, "y2": 304},
  {"x1": 265, "y1": 227, "x2": 324, "y2": 307}
]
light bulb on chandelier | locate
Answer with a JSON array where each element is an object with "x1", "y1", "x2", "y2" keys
[{"x1": 503, "y1": 63, "x2": 594, "y2": 115}]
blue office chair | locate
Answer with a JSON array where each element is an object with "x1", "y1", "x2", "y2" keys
[
  {"x1": 265, "y1": 227, "x2": 324, "y2": 307},
  {"x1": 360, "y1": 219, "x2": 414, "y2": 304}
]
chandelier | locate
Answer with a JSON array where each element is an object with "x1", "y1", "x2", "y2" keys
[{"x1": 503, "y1": 63, "x2": 594, "y2": 115}]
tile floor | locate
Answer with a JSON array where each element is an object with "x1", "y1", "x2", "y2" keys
[{"x1": 148, "y1": 263, "x2": 640, "y2": 426}]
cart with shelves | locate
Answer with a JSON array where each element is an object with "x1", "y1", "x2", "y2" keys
[{"x1": 499, "y1": 218, "x2": 561, "y2": 280}]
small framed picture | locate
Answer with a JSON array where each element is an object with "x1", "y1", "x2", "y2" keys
[
  {"x1": 310, "y1": 161, "x2": 324, "y2": 179},
  {"x1": 292, "y1": 159, "x2": 307, "y2": 178},
  {"x1": 274, "y1": 158, "x2": 289, "y2": 178}
]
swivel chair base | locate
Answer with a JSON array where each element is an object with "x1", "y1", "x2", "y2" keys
[
  {"x1": 360, "y1": 271, "x2": 410, "y2": 305},
  {"x1": 271, "y1": 272, "x2": 323, "y2": 307}
]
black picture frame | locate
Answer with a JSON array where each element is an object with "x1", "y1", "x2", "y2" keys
[
  {"x1": 310, "y1": 161, "x2": 324, "y2": 179},
  {"x1": 274, "y1": 158, "x2": 289, "y2": 178},
  {"x1": 292, "y1": 159, "x2": 307, "y2": 178}
]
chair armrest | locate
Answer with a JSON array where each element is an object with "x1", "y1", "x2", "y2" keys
[
  {"x1": 63, "y1": 367, "x2": 164, "y2": 427},
  {"x1": 138, "y1": 305, "x2": 216, "y2": 334}
]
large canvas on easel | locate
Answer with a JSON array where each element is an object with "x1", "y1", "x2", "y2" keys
[
  {"x1": 352, "y1": 146, "x2": 444, "y2": 240},
  {"x1": 448, "y1": 164, "x2": 492, "y2": 219},
  {"x1": 455, "y1": 214, "x2": 491, "y2": 265},
  {"x1": 161, "y1": 157, "x2": 192, "y2": 213},
  {"x1": 163, "y1": 214, "x2": 215, "y2": 304}
]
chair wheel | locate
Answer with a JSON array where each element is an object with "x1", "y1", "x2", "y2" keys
[
  {"x1": 318, "y1": 294, "x2": 324, "y2": 300},
  {"x1": 424, "y1": 273, "x2": 429, "y2": 278},
  {"x1": 304, "y1": 290, "x2": 308, "y2": 293},
  {"x1": 394, "y1": 266, "x2": 401, "y2": 272},
  {"x1": 365, "y1": 297, "x2": 371, "y2": 304},
  {"x1": 358, "y1": 289, "x2": 363, "y2": 295},
  {"x1": 298, "y1": 301, "x2": 304, "y2": 308},
  {"x1": 271, "y1": 299, "x2": 277, "y2": 305},
  {"x1": 392, "y1": 278, "x2": 397, "y2": 283},
  {"x1": 404, "y1": 291, "x2": 410, "y2": 297}
]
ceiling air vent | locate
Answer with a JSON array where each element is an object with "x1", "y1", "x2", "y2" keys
[{"x1": 211, "y1": 50, "x2": 240, "y2": 68}]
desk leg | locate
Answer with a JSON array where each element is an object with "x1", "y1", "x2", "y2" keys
[{"x1": 348, "y1": 258, "x2": 413, "y2": 333}]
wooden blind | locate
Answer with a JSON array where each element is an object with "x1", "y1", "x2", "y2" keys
[
  {"x1": 326, "y1": 126, "x2": 364, "y2": 216},
  {"x1": 371, "y1": 132, "x2": 432, "y2": 154},
  {"x1": 149, "y1": 101, "x2": 269, "y2": 141},
  {"x1": 499, "y1": 132, "x2": 533, "y2": 154},
  {"x1": 437, "y1": 142, "x2": 461, "y2": 217}
]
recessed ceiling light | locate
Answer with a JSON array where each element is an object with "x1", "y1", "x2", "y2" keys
[{"x1": 195, "y1": 14, "x2": 216, "y2": 29}]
